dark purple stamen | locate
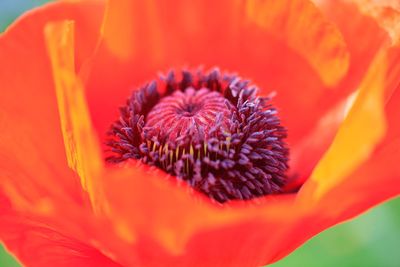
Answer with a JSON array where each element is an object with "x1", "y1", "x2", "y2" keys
[{"x1": 107, "y1": 68, "x2": 289, "y2": 203}]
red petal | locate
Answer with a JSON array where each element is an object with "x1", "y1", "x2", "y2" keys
[
  {"x1": 101, "y1": 163, "x2": 298, "y2": 266},
  {"x1": 0, "y1": 193, "x2": 121, "y2": 267},
  {"x1": 0, "y1": 0, "x2": 105, "y2": 211},
  {"x1": 86, "y1": 0, "x2": 351, "y2": 154},
  {"x1": 289, "y1": 0, "x2": 400, "y2": 180},
  {"x1": 0, "y1": 1, "x2": 117, "y2": 265}
]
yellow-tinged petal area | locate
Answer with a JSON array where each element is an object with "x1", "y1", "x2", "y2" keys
[
  {"x1": 244, "y1": 0, "x2": 349, "y2": 87},
  {"x1": 313, "y1": 0, "x2": 398, "y2": 71},
  {"x1": 0, "y1": 0, "x2": 105, "y2": 216},
  {"x1": 287, "y1": 0, "x2": 400, "y2": 184},
  {"x1": 343, "y1": 0, "x2": 400, "y2": 45},
  {"x1": 101, "y1": 0, "x2": 164, "y2": 61},
  {"x1": 303, "y1": 83, "x2": 400, "y2": 234},
  {"x1": 304, "y1": 0, "x2": 400, "y2": 197},
  {"x1": 285, "y1": 96, "x2": 349, "y2": 190},
  {"x1": 100, "y1": 0, "x2": 169, "y2": 67},
  {"x1": 44, "y1": 20, "x2": 107, "y2": 214},
  {"x1": 101, "y1": 0, "x2": 132, "y2": 60},
  {"x1": 309, "y1": 51, "x2": 387, "y2": 199}
]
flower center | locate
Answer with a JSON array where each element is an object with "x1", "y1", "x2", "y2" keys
[
  {"x1": 107, "y1": 68, "x2": 289, "y2": 203},
  {"x1": 145, "y1": 88, "x2": 232, "y2": 144}
]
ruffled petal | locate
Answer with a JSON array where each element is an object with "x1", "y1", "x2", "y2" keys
[
  {"x1": 0, "y1": 0, "x2": 105, "y2": 211},
  {"x1": 101, "y1": 0, "x2": 349, "y2": 86},
  {"x1": 304, "y1": 40, "x2": 400, "y2": 199},
  {"x1": 311, "y1": 1, "x2": 396, "y2": 91},
  {"x1": 243, "y1": 0, "x2": 349, "y2": 87},
  {"x1": 289, "y1": 0, "x2": 400, "y2": 180},
  {"x1": 87, "y1": 0, "x2": 351, "y2": 153},
  {"x1": 342, "y1": 0, "x2": 400, "y2": 45}
]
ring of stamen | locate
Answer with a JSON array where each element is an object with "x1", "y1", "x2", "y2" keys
[{"x1": 107, "y1": 68, "x2": 289, "y2": 203}]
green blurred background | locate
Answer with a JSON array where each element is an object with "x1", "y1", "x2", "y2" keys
[{"x1": 0, "y1": 1, "x2": 399, "y2": 266}]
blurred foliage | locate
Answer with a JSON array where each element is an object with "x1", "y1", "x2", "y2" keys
[
  {"x1": 0, "y1": 246, "x2": 20, "y2": 267},
  {"x1": 0, "y1": 1, "x2": 399, "y2": 267},
  {"x1": 0, "y1": 0, "x2": 50, "y2": 32},
  {"x1": 270, "y1": 197, "x2": 400, "y2": 267}
]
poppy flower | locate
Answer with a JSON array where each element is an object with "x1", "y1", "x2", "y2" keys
[{"x1": 0, "y1": 0, "x2": 399, "y2": 266}]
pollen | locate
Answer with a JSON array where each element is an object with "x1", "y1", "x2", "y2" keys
[{"x1": 107, "y1": 68, "x2": 289, "y2": 203}]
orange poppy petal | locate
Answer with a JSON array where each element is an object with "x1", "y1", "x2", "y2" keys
[
  {"x1": 1, "y1": 1, "x2": 398, "y2": 266},
  {"x1": 87, "y1": 0, "x2": 351, "y2": 153},
  {"x1": 285, "y1": 96, "x2": 349, "y2": 189},
  {"x1": 343, "y1": 0, "x2": 400, "y2": 45},
  {"x1": 101, "y1": 76, "x2": 400, "y2": 267},
  {"x1": 102, "y1": 0, "x2": 349, "y2": 87},
  {"x1": 325, "y1": 84, "x2": 400, "y2": 207},
  {"x1": 0, "y1": 195, "x2": 121, "y2": 267},
  {"x1": 0, "y1": 0, "x2": 106, "y2": 211},
  {"x1": 244, "y1": 0, "x2": 350, "y2": 87},
  {"x1": 101, "y1": 163, "x2": 298, "y2": 266},
  {"x1": 304, "y1": 38, "x2": 400, "y2": 199},
  {"x1": 285, "y1": 85, "x2": 400, "y2": 263},
  {"x1": 289, "y1": 0, "x2": 400, "y2": 181},
  {"x1": 0, "y1": 0, "x2": 113, "y2": 263},
  {"x1": 314, "y1": 0, "x2": 393, "y2": 82}
]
